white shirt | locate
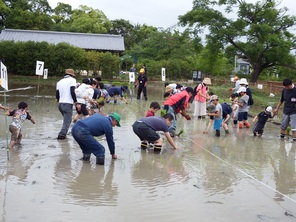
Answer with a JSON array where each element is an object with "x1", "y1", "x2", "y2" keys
[{"x1": 56, "y1": 75, "x2": 76, "y2": 104}]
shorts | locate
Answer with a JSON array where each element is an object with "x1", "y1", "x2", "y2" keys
[
  {"x1": 9, "y1": 125, "x2": 21, "y2": 142},
  {"x1": 214, "y1": 118, "x2": 222, "y2": 130},
  {"x1": 238, "y1": 112, "x2": 248, "y2": 121},
  {"x1": 132, "y1": 121, "x2": 160, "y2": 142},
  {"x1": 76, "y1": 103, "x2": 88, "y2": 116},
  {"x1": 281, "y1": 113, "x2": 296, "y2": 131}
]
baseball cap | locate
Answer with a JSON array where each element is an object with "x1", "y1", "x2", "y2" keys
[{"x1": 110, "y1": 112, "x2": 121, "y2": 127}]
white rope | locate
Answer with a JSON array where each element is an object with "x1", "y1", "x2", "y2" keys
[{"x1": 187, "y1": 138, "x2": 296, "y2": 204}]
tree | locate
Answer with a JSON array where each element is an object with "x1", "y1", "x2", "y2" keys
[
  {"x1": 108, "y1": 19, "x2": 135, "y2": 49},
  {"x1": 3, "y1": 0, "x2": 53, "y2": 30},
  {"x1": 51, "y1": 2, "x2": 73, "y2": 31},
  {"x1": 179, "y1": 0, "x2": 296, "y2": 82},
  {"x1": 69, "y1": 5, "x2": 112, "y2": 33}
]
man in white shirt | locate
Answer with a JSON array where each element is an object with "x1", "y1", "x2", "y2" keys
[{"x1": 56, "y1": 68, "x2": 79, "y2": 139}]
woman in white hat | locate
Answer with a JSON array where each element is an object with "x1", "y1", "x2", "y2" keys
[{"x1": 193, "y1": 78, "x2": 211, "y2": 118}]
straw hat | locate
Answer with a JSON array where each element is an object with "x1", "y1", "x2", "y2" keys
[
  {"x1": 233, "y1": 76, "x2": 239, "y2": 81},
  {"x1": 165, "y1": 85, "x2": 172, "y2": 93},
  {"x1": 203, "y1": 77, "x2": 211, "y2": 85},
  {"x1": 139, "y1": 68, "x2": 145, "y2": 74},
  {"x1": 65, "y1": 68, "x2": 75, "y2": 76}
]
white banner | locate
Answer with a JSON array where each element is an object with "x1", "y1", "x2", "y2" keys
[
  {"x1": 36, "y1": 60, "x2": 44, "y2": 76},
  {"x1": 43, "y1": 69, "x2": 48, "y2": 79},
  {"x1": 161, "y1": 68, "x2": 166, "y2": 82},
  {"x1": 0, "y1": 62, "x2": 8, "y2": 90},
  {"x1": 129, "y1": 72, "x2": 135, "y2": 83}
]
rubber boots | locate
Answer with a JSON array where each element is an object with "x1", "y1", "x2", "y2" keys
[
  {"x1": 154, "y1": 144, "x2": 162, "y2": 154},
  {"x1": 96, "y1": 156, "x2": 105, "y2": 165},
  {"x1": 141, "y1": 142, "x2": 148, "y2": 150},
  {"x1": 81, "y1": 154, "x2": 91, "y2": 161}
]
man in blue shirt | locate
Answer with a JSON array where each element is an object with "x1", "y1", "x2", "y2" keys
[
  {"x1": 71, "y1": 112, "x2": 121, "y2": 165},
  {"x1": 107, "y1": 85, "x2": 129, "y2": 104}
]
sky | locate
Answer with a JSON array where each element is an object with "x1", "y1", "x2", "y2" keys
[{"x1": 47, "y1": 0, "x2": 296, "y2": 29}]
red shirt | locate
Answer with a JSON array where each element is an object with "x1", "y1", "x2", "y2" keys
[{"x1": 146, "y1": 110, "x2": 154, "y2": 117}]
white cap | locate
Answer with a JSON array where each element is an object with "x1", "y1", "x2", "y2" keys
[
  {"x1": 237, "y1": 86, "x2": 246, "y2": 93},
  {"x1": 266, "y1": 106, "x2": 272, "y2": 113}
]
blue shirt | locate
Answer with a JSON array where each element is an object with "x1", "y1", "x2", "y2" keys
[
  {"x1": 107, "y1": 86, "x2": 124, "y2": 98},
  {"x1": 79, "y1": 114, "x2": 115, "y2": 155}
]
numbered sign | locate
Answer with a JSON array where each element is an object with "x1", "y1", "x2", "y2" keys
[
  {"x1": 43, "y1": 69, "x2": 48, "y2": 79},
  {"x1": 129, "y1": 72, "x2": 135, "y2": 83},
  {"x1": 0, "y1": 62, "x2": 8, "y2": 90},
  {"x1": 36, "y1": 61, "x2": 44, "y2": 76},
  {"x1": 161, "y1": 68, "x2": 166, "y2": 82}
]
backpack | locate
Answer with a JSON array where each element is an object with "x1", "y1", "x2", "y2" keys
[
  {"x1": 246, "y1": 87, "x2": 253, "y2": 106},
  {"x1": 221, "y1": 103, "x2": 232, "y2": 116}
]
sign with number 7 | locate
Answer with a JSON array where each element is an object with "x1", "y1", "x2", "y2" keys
[{"x1": 36, "y1": 61, "x2": 44, "y2": 76}]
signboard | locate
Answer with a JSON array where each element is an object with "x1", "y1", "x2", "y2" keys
[
  {"x1": 43, "y1": 69, "x2": 48, "y2": 79},
  {"x1": 129, "y1": 72, "x2": 135, "y2": 83},
  {"x1": 35, "y1": 60, "x2": 44, "y2": 76},
  {"x1": 0, "y1": 62, "x2": 8, "y2": 90},
  {"x1": 192, "y1": 70, "x2": 202, "y2": 81},
  {"x1": 161, "y1": 68, "x2": 166, "y2": 82}
]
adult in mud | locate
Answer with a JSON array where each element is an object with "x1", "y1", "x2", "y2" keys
[
  {"x1": 274, "y1": 78, "x2": 296, "y2": 142},
  {"x1": 132, "y1": 113, "x2": 178, "y2": 153},
  {"x1": 56, "y1": 68, "x2": 80, "y2": 140},
  {"x1": 71, "y1": 112, "x2": 121, "y2": 165}
]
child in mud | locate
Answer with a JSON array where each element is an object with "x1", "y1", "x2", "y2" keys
[
  {"x1": 206, "y1": 95, "x2": 223, "y2": 137},
  {"x1": 252, "y1": 106, "x2": 274, "y2": 137},
  {"x1": 230, "y1": 93, "x2": 239, "y2": 127},
  {"x1": 6, "y1": 102, "x2": 35, "y2": 148},
  {"x1": 146, "y1": 101, "x2": 161, "y2": 117}
]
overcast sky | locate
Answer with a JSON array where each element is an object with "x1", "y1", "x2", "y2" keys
[{"x1": 47, "y1": 0, "x2": 296, "y2": 29}]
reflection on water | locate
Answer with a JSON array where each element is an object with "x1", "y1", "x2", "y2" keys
[{"x1": 0, "y1": 83, "x2": 296, "y2": 221}]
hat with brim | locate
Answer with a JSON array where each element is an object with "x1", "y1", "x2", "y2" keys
[
  {"x1": 139, "y1": 68, "x2": 145, "y2": 74},
  {"x1": 233, "y1": 76, "x2": 239, "y2": 81},
  {"x1": 239, "y1": 78, "x2": 248, "y2": 85},
  {"x1": 210, "y1": 95, "x2": 218, "y2": 101},
  {"x1": 203, "y1": 78, "x2": 211, "y2": 85},
  {"x1": 65, "y1": 68, "x2": 75, "y2": 76},
  {"x1": 165, "y1": 85, "x2": 172, "y2": 93},
  {"x1": 111, "y1": 112, "x2": 121, "y2": 127},
  {"x1": 237, "y1": 86, "x2": 246, "y2": 93}
]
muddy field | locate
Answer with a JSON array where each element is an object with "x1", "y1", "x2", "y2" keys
[{"x1": 0, "y1": 84, "x2": 295, "y2": 222}]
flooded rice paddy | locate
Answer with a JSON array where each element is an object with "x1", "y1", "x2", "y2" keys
[{"x1": 0, "y1": 83, "x2": 295, "y2": 222}]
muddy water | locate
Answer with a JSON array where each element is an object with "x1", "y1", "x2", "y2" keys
[{"x1": 0, "y1": 84, "x2": 295, "y2": 222}]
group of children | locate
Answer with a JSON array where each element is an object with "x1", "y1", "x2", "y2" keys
[
  {"x1": 1, "y1": 78, "x2": 275, "y2": 151},
  {"x1": 204, "y1": 89, "x2": 274, "y2": 137}
]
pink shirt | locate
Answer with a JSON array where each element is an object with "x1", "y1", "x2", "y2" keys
[{"x1": 194, "y1": 84, "x2": 208, "y2": 102}]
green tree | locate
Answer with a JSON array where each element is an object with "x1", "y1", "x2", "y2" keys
[
  {"x1": 3, "y1": 0, "x2": 53, "y2": 30},
  {"x1": 179, "y1": 0, "x2": 296, "y2": 82},
  {"x1": 51, "y1": 2, "x2": 73, "y2": 31},
  {"x1": 108, "y1": 19, "x2": 135, "y2": 49},
  {"x1": 69, "y1": 5, "x2": 112, "y2": 33}
]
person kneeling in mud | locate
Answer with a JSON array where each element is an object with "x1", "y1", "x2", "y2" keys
[
  {"x1": 132, "y1": 113, "x2": 178, "y2": 153},
  {"x1": 71, "y1": 112, "x2": 121, "y2": 165}
]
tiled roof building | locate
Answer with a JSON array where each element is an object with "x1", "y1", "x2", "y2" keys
[{"x1": 0, "y1": 29, "x2": 125, "y2": 53}]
